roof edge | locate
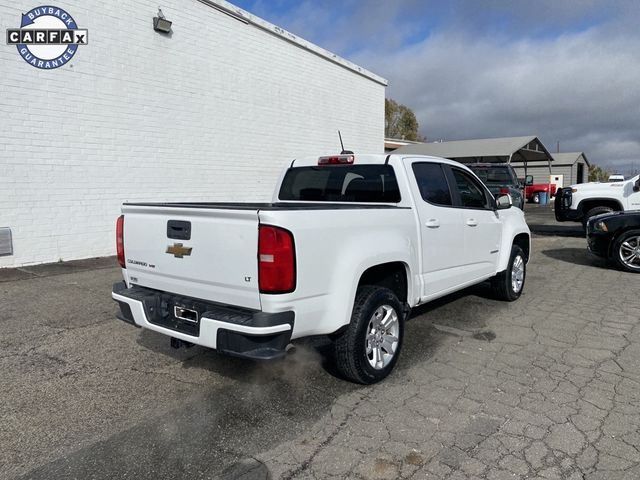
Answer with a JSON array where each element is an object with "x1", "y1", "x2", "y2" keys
[
  {"x1": 437, "y1": 135, "x2": 537, "y2": 145},
  {"x1": 513, "y1": 135, "x2": 539, "y2": 151},
  {"x1": 514, "y1": 136, "x2": 553, "y2": 162},
  {"x1": 196, "y1": 0, "x2": 388, "y2": 86}
]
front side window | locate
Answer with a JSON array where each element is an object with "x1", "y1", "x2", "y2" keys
[
  {"x1": 412, "y1": 163, "x2": 452, "y2": 206},
  {"x1": 452, "y1": 169, "x2": 490, "y2": 209}
]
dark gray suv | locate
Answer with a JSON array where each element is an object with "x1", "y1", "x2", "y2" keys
[{"x1": 467, "y1": 163, "x2": 525, "y2": 210}]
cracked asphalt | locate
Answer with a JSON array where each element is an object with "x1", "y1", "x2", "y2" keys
[{"x1": 1, "y1": 232, "x2": 640, "y2": 479}]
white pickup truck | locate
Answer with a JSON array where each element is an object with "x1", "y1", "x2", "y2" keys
[
  {"x1": 112, "y1": 153, "x2": 531, "y2": 383},
  {"x1": 555, "y1": 175, "x2": 640, "y2": 226}
]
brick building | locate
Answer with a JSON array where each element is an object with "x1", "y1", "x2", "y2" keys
[{"x1": 0, "y1": 0, "x2": 386, "y2": 267}]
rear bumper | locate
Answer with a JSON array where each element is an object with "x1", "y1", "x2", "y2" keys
[{"x1": 112, "y1": 282, "x2": 293, "y2": 360}]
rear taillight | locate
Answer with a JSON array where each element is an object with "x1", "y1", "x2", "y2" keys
[
  {"x1": 116, "y1": 215, "x2": 125, "y2": 268},
  {"x1": 500, "y1": 187, "x2": 510, "y2": 194},
  {"x1": 258, "y1": 225, "x2": 295, "y2": 294}
]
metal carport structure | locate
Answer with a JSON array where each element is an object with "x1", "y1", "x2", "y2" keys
[{"x1": 392, "y1": 135, "x2": 553, "y2": 179}]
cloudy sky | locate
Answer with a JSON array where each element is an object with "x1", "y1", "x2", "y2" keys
[{"x1": 232, "y1": 0, "x2": 640, "y2": 173}]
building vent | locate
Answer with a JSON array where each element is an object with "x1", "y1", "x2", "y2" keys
[{"x1": 0, "y1": 227, "x2": 13, "y2": 256}]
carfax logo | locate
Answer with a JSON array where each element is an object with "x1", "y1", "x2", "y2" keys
[{"x1": 6, "y1": 5, "x2": 88, "y2": 69}]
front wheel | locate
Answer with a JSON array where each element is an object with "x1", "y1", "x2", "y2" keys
[
  {"x1": 531, "y1": 192, "x2": 540, "y2": 204},
  {"x1": 613, "y1": 230, "x2": 640, "y2": 273},
  {"x1": 333, "y1": 286, "x2": 404, "y2": 384},
  {"x1": 491, "y1": 245, "x2": 526, "y2": 301}
]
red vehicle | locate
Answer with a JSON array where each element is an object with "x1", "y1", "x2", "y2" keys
[{"x1": 523, "y1": 176, "x2": 558, "y2": 204}]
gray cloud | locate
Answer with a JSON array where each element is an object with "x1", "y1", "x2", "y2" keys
[
  {"x1": 241, "y1": 0, "x2": 640, "y2": 172},
  {"x1": 353, "y1": 24, "x2": 640, "y2": 171}
]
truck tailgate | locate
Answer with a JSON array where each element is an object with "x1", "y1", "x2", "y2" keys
[{"x1": 121, "y1": 205, "x2": 261, "y2": 310}]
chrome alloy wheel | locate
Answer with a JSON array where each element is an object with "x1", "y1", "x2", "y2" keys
[
  {"x1": 511, "y1": 254, "x2": 525, "y2": 293},
  {"x1": 619, "y1": 236, "x2": 640, "y2": 270},
  {"x1": 365, "y1": 305, "x2": 399, "y2": 370}
]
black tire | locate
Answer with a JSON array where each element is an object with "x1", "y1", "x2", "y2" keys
[
  {"x1": 333, "y1": 286, "x2": 404, "y2": 384},
  {"x1": 582, "y1": 206, "x2": 614, "y2": 228},
  {"x1": 531, "y1": 192, "x2": 540, "y2": 204},
  {"x1": 491, "y1": 245, "x2": 526, "y2": 301},
  {"x1": 612, "y1": 229, "x2": 640, "y2": 273}
]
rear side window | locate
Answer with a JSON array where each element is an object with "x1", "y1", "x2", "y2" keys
[
  {"x1": 279, "y1": 165, "x2": 401, "y2": 203},
  {"x1": 412, "y1": 163, "x2": 452, "y2": 206}
]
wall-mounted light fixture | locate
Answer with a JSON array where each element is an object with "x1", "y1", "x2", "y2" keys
[{"x1": 153, "y1": 8, "x2": 172, "y2": 33}]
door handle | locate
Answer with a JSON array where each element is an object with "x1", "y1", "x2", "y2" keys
[
  {"x1": 425, "y1": 219, "x2": 440, "y2": 228},
  {"x1": 466, "y1": 219, "x2": 478, "y2": 227}
]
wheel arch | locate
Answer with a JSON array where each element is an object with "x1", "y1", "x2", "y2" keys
[
  {"x1": 497, "y1": 227, "x2": 531, "y2": 272},
  {"x1": 578, "y1": 198, "x2": 624, "y2": 215},
  {"x1": 513, "y1": 233, "x2": 531, "y2": 262},
  {"x1": 357, "y1": 261, "x2": 410, "y2": 305},
  {"x1": 329, "y1": 260, "x2": 411, "y2": 340}
]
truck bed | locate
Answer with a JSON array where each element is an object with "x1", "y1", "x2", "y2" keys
[
  {"x1": 124, "y1": 202, "x2": 405, "y2": 210},
  {"x1": 120, "y1": 201, "x2": 411, "y2": 311}
]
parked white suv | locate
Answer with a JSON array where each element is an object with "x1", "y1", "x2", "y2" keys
[{"x1": 112, "y1": 154, "x2": 531, "y2": 383}]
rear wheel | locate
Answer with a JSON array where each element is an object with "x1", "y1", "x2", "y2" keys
[
  {"x1": 582, "y1": 206, "x2": 614, "y2": 228},
  {"x1": 613, "y1": 230, "x2": 640, "y2": 273},
  {"x1": 333, "y1": 286, "x2": 404, "y2": 384},
  {"x1": 491, "y1": 245, "x2": 526, "y2": 301}
]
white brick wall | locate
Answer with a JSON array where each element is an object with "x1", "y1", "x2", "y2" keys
[{"x1": 0, "y1": 0, "x2": 385, "y2": 267}]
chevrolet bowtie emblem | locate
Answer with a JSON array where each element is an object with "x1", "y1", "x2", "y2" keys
[{"x1": 166, "y1": 243, "x2": 192, "y2": 258}]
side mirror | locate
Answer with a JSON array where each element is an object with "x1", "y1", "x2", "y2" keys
[
  {"x1": 495, "y1": 193, "x2": 512, "y2": 210},
  {"x1": 525, "y1": 175, "x2": 534, "y2": 186}
]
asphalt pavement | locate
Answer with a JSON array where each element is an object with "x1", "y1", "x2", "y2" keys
[
  {"x1": 2, "y1": 222, "x2": 640, "y2": 479},
  {"x1": 524, "y1": 203, "x2": 584, "y2": 237}
]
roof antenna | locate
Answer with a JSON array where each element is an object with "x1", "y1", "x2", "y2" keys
[{"x1": 338, "y1": 130, "x2": 353, "y2": 155}]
